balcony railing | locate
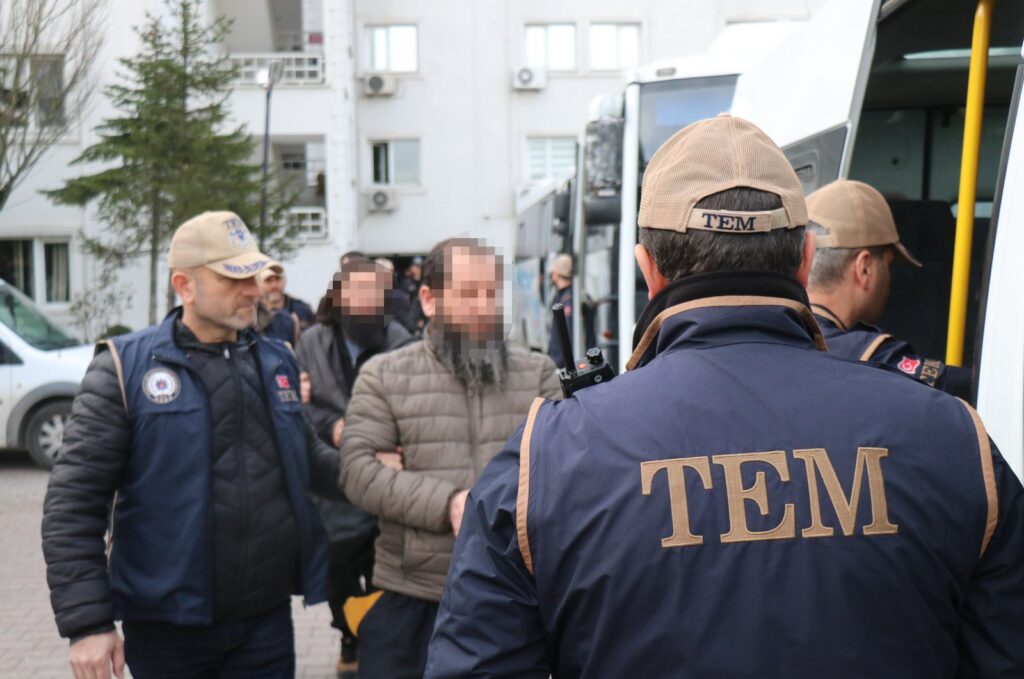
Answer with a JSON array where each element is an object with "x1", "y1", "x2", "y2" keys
[
  {"x1": 230, "y1": 53, "x2": 324, "y2": 86},
  {"x1": 289, "y1": 207, "x2": 327, "y2": 240}
]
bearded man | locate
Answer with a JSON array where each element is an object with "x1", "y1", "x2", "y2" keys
[
  {"x1": 339, "y1": 237, "x2": 561, "y2": 678},
  {"x1": 296, "y1": 257, "x2": 411, "y2": 677}
]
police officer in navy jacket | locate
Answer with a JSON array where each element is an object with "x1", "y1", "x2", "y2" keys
[
  {"x1": 42, "y1": 212, "x2": 341, "y2": 679},
  {"x1": 425, "y1": 116, "x2": 1024, "y2": 678},
  {"x1": 806, "y1": 179, "x2": 970, "y2": 398}
]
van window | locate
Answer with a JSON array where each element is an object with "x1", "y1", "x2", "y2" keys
[
  {"x1": 0, "y1": 281, "x2": 78, "y2": 350},
  {"x1": 638, "y1": 75, "x2": 737, "y2": 171}
]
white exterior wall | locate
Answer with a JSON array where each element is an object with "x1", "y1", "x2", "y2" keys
[
  {"x1": 0, "y1": 0, "x2": 821, "y2": 337},
  {"x1": 351, "y1": 0, "x2": 820, "y2": 257}
]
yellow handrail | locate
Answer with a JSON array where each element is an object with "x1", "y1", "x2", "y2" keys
[{"x1": 946, "y1": 0, "x2": 995, "y2": 366}]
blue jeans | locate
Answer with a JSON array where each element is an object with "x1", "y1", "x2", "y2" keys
[{"x1": 122, "y1": 603, "x2": 295, "y2": 679}]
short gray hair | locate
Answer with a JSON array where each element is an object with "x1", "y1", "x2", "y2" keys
[{"x1": 807, "y1": 222, "x2": 888, "y2": 290}]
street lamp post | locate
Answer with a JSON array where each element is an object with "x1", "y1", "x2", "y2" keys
[{"x1": 257, "y1": 61, "x2": 283, "y2": 237}]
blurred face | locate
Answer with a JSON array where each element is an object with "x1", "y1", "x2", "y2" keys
[
  {"x1": 424, "y1": 247, "x2": 502, "y2": 343},
  {"x1": 336, "y1": 270, "x2": 389, "y2": 316},
  {"x1": 180, "y1": 267, "x2": 261, "y2": 331},
  {"x1": 861, "y1": 248, "x2": 894, "y2": 325},
  {"x1": 259, "y1": 272, "x2": 286, "y2": 308}
]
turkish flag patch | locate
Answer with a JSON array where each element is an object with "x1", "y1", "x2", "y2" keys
[
  {"x1": 276, "y1": 375, "x2": 291, "y2": 389},
  {"x1": 897, "y1": 357, "x2": 921, "y2": 375}
]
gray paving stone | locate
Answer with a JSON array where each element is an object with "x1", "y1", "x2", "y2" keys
[{"x1": 0, "y1": 451, "x2": 341, "y2": 678}]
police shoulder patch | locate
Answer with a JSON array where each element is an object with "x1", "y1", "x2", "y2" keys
[{"x1": 142, "y1": 368, "x2": 181, "y2": 404}]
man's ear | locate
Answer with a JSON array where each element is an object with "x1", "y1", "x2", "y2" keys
[
  {"x1": 795, "y1": 230, "x2": 816, "y2": 288},
  {"x1": 419, "y1": 284, "x2": 436, "y2": 319},
  {"x1": 170, "y1": 269, "x2": 196, "y2": 305},
  {"x1": 634, "y1": 243, "x2": 668, "y2": 300},
  {"x1": 851, "y1": 249, "x2": 875, "y2": 290}
]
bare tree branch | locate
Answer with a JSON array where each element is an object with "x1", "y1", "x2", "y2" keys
[{"x1": 0, "y1": 0, "x2": 106, "y2": 211}]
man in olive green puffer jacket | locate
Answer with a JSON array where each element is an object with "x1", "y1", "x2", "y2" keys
[{"x1": 340, "y1": 237, "x2": 561, "y2": 678}]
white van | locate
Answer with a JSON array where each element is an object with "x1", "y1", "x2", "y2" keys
[
  {"x1": 567, "y1": 0, "x2": 1024, "y2": 477},
  {"x1": 0, "y1": 279, "x2": 92, "y2": 469}
]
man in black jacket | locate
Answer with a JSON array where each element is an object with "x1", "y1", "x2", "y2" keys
[
  {"x1": 41, "y1": 211, "x2": 341, "y2": 679},
  {"x1": 296, "y1": 258, "x2": 410, "y2": 678}
]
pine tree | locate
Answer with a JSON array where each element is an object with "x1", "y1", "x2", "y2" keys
[{"x1": 44, "y1": 0, "x2": 298, "y2": 324}]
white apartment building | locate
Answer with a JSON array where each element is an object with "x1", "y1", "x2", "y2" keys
[{"x1": 0, "y1": 0, "x2": 823, "y2": 335}]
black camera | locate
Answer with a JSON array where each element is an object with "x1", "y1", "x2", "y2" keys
[{"x1": 550, "y1": 302, "x2": 615, "y2": 397}]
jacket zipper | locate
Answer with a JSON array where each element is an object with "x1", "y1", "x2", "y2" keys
[
  {"x1": 226, "y1": 344, "x2": 250, "y2": 614},
  {"x1": 466, "y1": 390, "x2": 480, "y2": 474}
]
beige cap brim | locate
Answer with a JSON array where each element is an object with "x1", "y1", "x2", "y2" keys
[
  {"x1": 894, "y1": 242, "x2": 923, "y2": 269},
  {"x1": 256, "y1": 260, "x2": 285, "y2": 282},
  {"x1": 206, "y1": 251, "x2": 273, "y2": 279}
]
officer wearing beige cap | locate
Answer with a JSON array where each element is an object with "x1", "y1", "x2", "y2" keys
[
  {"x1": 254, "y1": 262, "x2": 303, "y2": 346},
  {"x1": 257, "y1": 261, "x2": 315, "y2": 330},
  {"x1": 426, "y1": 115, "x2": 1024, "y2": 678},
  {"x1": 43, "y1": 211, "x2": 342, "y2": 678},
  {"x1": 806, "y1": 179, "x2": 969, "y2": 397}
]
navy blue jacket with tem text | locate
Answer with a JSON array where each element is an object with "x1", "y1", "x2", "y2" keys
[
  {"x1": 811, "y1": 303, "x2": 971, "y2": 398},
  {"x1": 426, "y1": 271, "x2": 1024, "y2": 678}
]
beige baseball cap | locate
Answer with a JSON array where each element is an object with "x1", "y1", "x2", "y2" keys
[
  {"x1": 256, "y1": 261, "x2": 285, "y2": 282},
  {"x1": 807, "y1": 180, "x2": 922, "y2": 268},
  {"x1": 551, "y1": 254, "x2": 573, "y2": 278},
  {"x1": 167, "y1": 211, "x2": 272, "y2": 279},
  {"x1": 638, "y1": 114, "x2": 807, "y2": 234}
]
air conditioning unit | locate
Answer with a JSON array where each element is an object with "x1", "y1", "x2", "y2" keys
[
  {"x1": 366, "y1": 188, "x2": 397, "y2": 212},
  {"x1": 363, "y1": 74, "x2": 398, "y2": 97},
  {"x1": 512, "y1": 66, "x2": 546, "y2": 91}
]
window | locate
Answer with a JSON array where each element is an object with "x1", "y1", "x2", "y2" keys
[
  {"x1": 289, "y1": 208, "x2": 327, "y2": 239},
  {"x1": 525, "y1": 24, "x2": 577, "y2": 71},
  {"x1": 0, "y1": 239, "x2": 71, "y2": 305},
  {"x1": 0, "y1": 55, "x2": 64, "y2": 128},
  {"x1": 280, "y1": 151, "x2": 306, "y2": 171},
  {"x1": 589, "y1": 23, "x2": 640, "y2": 71},
  {"x1": 44, "y1": 242, "x2": 69, "y2": 303},
  {"x1": 31, "y1": 56, "x2": 64, "y2": 127},
  {"x1": 367, "y1": 25, "x2": 418, "y2": 72},
  {"x1": 0, "y1": 58, "x2": 30, "y2": 127},
  {"x1": 0, "y1": 240, "x2": 34, "y2": 298},
  {"x1": 0, "y1": 339, "x2": 21, "y2": 365},
  {"x1": 527, "y1": 137, "x2": 577, "y2": 181},
  {"x1": 638, "y1": 75, "x2": 738, "y2": 168},
  {"x1": 0, "y1": 279, "x2": 77, "y2": 350},
  {"x1": 371, "y1": 140, "x2": 420, "y2": 185}
]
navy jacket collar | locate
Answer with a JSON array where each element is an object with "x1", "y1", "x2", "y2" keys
[
  {"x1": 151, "y1": 308, "x2": 266, "y2": 369},
  {"x1": 811, "y1": 303, "x2": 847, "y2": 331},
  {"x1": 150, "y1": 309, "x2": 189, "y2": 367},
  {"x1": 627, "y1": 271, "x2": 825, "y2": 370}
]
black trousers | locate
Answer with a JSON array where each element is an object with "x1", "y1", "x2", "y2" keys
[
  {"x1": 327, "y1": 533, "x2": 376, "y2": 664},
  {"x1": 357, "y1": 591, "x2": 440, "y2": 679},
  {"x1": 123, "y1": 603, "x2": 293, "y2": 679}
]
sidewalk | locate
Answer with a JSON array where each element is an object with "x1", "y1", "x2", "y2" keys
[{"x1": 0, "y1": 451, "x2": 340, "y2": 678}]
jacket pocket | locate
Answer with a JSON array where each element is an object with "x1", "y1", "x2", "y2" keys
[{"x1": 402, "y1": 526, "x2": 455, "y2": 574}]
